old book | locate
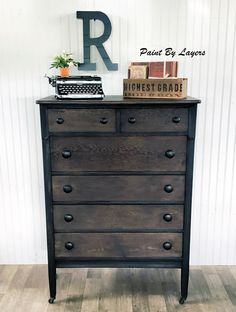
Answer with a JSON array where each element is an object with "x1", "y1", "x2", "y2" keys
[
  {"x1": 128, "y1": 65, "x2": 148, "y2": 79},
  {"x1": 131, "y1": 62, "x2": 149, "y2": 66},
  {"x1": 165, "y1": 61, "x2": 178, "y2": 77},
  {"x1": 130, "y1": 62, "x2": 149, "y2": 78},
  {"x1": 149, "y1": 62, "x2": 165, "y2": 78}
]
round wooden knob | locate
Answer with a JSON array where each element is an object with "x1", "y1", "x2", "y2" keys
[
  {"x1": 56, "y1": 117, "x2": 64, "y2": 124},
  {"x1": 128, "y1": 117, "x2": 136, "y2": 124},
  {"x1": 172, "y1": 116, "x2": 181, "y2": 123},
  {"x1": 163, "y1": 214, "x2": 173, "y2": 222},
  {"x1": 64, "y1": 214, "x2": 73, "y2": 222},
  {"x1": 164, "y1": 185, "x2": 174, "y2": 193},
  {"x1": 62, "y1": 149, "x2": 72, "y2": 159},
  {"x1": 165, "y1": 150, "x2": 175, "y2": 159},
  {"x1": 63, "y1": 185, "x2": 73, "y2": 193},
  {"x1": 100, "y1": 117, "x2": 108, "y2": 124},
  {"x1": 163, "y1": 242, "x2": 172, "y2": 250},
  {"x1": 65, "y1": 242, "x2": 74, "y2": 250}
]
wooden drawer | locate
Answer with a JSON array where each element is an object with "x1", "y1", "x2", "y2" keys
[
  {"x1": 55, "y1": 233, "x2": 182, "y2": 259},
  {"x1": 54, "y1": 205, "x2": 183, "y2": 232},
  {"x1": 52, "y1": 175, "x2": 185, "y2": 203},
  {"x1": 121, "y1": 108, "x2": 188, "y2": 132},
  {"x1": 51, "y1": 136, "x2": 187, "y2": 172},
  {"x1": 48, "y1": 109, "x2": 116, "y2": 132}
]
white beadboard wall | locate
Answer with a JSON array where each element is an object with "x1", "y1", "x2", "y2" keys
[{"x1": 0, "y1": 0, "x2": 236, "y2": 264}]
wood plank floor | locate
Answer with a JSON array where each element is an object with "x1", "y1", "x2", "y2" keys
[{"x1": 0, "y1": 265, "x2": 236, "y2": 312}]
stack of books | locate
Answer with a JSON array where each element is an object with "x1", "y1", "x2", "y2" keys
[{"x1": 128, "y1": 61, "x2": 178, "y2": 79}]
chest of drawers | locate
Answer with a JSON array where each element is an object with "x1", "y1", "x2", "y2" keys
[{"x1": 37, "y1": 95, "x2": 200, "y2": 304}]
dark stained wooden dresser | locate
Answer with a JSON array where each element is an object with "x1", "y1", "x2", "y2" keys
[{"x1": 37, "y1": 95, "x2": 200, "y2": 304}]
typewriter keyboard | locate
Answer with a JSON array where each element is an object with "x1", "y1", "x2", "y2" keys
[{"x1": 57, "y1": 83, "x2": 104, "y2": 99}]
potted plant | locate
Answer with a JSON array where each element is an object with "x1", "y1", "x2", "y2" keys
[{"x1": 50, "y1": 52, "x2": 79, "y2": 77}]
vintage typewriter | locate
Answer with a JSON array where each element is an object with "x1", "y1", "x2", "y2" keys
[{"x1": 47, "y1": 75, "x2": 104, "y2": 99}]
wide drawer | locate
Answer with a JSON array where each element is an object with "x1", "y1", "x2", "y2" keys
[
  {"x1": 51, "y1": 136, "x2": 187, "y2": 172},
  {"x1": 52, "y1": 175, "x2": 185, "y2": 203},
  {"x1": 48, "y1": 109, "x2": 116, "y2": 132},
  {"x1": 54, "y1": 205, "x2": 183, "y2": 232},
  {"x1": 55, "y1": 233, "x2": 182, "y2": 259},
  {"x1": 121, "y1": 108, "x2": 188, "y2": 132}
]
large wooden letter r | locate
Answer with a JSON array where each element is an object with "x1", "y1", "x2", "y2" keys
[{"x1": 77, "y1": 11, "x2": 118, "y2": 71}]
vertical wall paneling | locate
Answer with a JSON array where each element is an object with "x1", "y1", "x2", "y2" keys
[{"x1": 0, "y1": 0, "x2": 236, "y2": 264}]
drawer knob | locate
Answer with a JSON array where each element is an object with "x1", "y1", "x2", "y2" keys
[
  {"x1": 65, "y1": 242, "x2": 74, "y2": 250},
  {"x1": 165, "y1": 150, "x2": 175, "y2": 159},
  {"x1": 164, "y1": 185, "x2": 174, "y2": 193},
  {"x1": 64, "y1": 214, "x2": 73, "y2": 222},
  {"x1": 56, "y1": 117, "x2": 64, "y2": 124},
  {"x1": 128, "y1": 117, "x2": 136, "y2": 124},
  {"x1": 63, "y1": 185, "x2": 73, "y2": 193},
  {"x1": 172, "y1": 116, "x2": 181, "y2": 123},
  {"x1": 100, "y1": 117, "x2": 108, "y2": 124},
  {"x1": 163, "y1": 242, "x2": 172, "y2": 250},
  {"x1": 62, "y1": 149, "x2": 72, "y2": 159},
  {"x1": 163, "y1": 214, "x2": 173, "y2": 222}
]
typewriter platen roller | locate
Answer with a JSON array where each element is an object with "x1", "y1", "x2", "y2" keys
[{"x1": 48, "y1": 76, "x2": 105, "y2": 99}]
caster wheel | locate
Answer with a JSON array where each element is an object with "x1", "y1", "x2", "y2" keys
[
  {"x1": 48, "y1": 298, "x2": 55, "y2": 304},
  {"x1": 179, "y1": 297, "x2": 185, "y2": 304}
]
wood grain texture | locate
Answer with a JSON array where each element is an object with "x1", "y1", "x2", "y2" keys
[
  {"x1": 121, "y1": 108, "x2": 188, "y2": 132},
  {"x1": 55, "y1": 233, "x2": 182, "y2": 259},
  {"x1": 1, "y1": 265, "x2": 236, "y2": 311},
  {"x1": 51, "y1": 136, "x2": 187, "y2": 172},
  {"x1": 37, "y1": 96, "x2": 200, "y2": 106},
  {"x1": 44, "y1": 99, "x2": 194, "y2": 301},
  {"x1": 53, "y1": 205, "x2": 183, "y2": 232},
  {"x1": 48, "y1": 109, "x2": 116, "y2": 132},
  {"x1": 98, "y1": 268, "x2": 124, "y2": 312},
  {"x1": 52, "y1": 175, "x2": 185, "y2": 202}
]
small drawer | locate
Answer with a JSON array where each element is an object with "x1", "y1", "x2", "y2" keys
[
  {"x1": 53, "y1": 205, "x2": 183, "y2": 232},
  {"x1": 50, "y1": 136, "x2": 187, "y2": 172},
  {"x1": 121, "y1": 108, "x2": 188, "y2": 132},
  {"x1": 55, "y1": 233, "x2": 182, "y2": 259},
  {"x1": 52, "y1": 175, "x2": 185, "y2": 203},
  {"x1": 48, "y1": 109, "x2": 116, "y2": 132}
]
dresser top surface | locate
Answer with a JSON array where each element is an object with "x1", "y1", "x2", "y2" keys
[{"x1": 36, "y1": 95, "x2": 201, "y2": 106}]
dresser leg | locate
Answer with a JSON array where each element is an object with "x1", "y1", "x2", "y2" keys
[
  {"x1": 48, "y1": 266, "x2": 56, "y2": 304},
  {"x1": 48, "y1": 297, "x2": 55, "y2": 304},
  {"x1": 179, "y1": 266, "x2": 189, "y2": 304},
  {"x1": 179, "y1": 296, "x2": 186, "y2": 304}
]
